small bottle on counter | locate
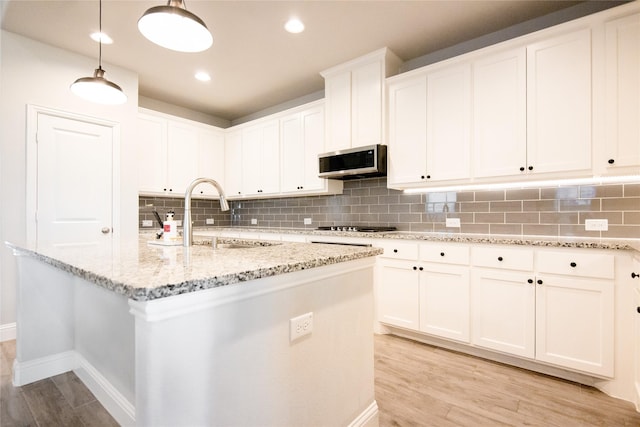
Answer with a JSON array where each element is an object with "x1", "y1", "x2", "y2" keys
[{"x1": 163, "y1": 211, "x2": 178, "y2": 242}]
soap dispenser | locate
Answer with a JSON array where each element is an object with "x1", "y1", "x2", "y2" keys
[{"x1": 163, "y1": 211, "x2": 178, "y2": 242}]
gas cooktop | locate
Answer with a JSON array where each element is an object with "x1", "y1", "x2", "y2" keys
[{"x1": 316, "y1": 226, "x2": 397, "y2": 233}]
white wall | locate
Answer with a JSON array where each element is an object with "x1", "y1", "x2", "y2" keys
[{"x1": 0, "y1": 30, "x2": 139, "y2": 333}]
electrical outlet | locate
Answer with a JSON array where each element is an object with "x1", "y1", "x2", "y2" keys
[
  {"x1": 304, "y1": 218, "x2": 312, "y2": 225},
  {"x1": 446, "y1": 218, "x2": 461, "y2": 228},
  {"x1": 142, "y1": 220, "x2": 153, "y2": 227},
  {"x1": 585, "y1": 219, "x2": 608, "y2": 231},
  {"x1": 205, "y1": 218, "x2": 214, "y2": 225},
  {"x1": 176, "y1": 220, "x2": 182, "y2": 227},
  {"x1": 251, "y1": 218, "x2": 258, "y2": 225},
  {"x1": 290, "y1": 312, "x2": 313, "y2": 342}
]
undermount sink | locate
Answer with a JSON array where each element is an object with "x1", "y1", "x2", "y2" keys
[{"x1": 214, "y1": 243, "x2": 254, "y2": 249}]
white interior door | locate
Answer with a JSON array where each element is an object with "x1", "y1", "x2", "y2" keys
[{"x1": 36, "y1": 113, "x2": 113, "y2": 248}]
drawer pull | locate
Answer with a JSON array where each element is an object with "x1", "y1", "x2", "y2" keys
[
  {"x1": 537, "y1": 279, "x2": 543, "y2": 285},
  {"x1": 497, "y1": 256, "x2": 503, "y2": 262},
  {"x1": 527, "y1": 279, "x2": 533, "y2": 284},
  {"x1": 632, "y1": 272, "x2": 639, "y2": 279},
  {"x1": 440, "y1": 252, "x2": 445, "y2": 257},
  {"x1": 570, "y1": 262, "x2": 577, "y2": 268}
]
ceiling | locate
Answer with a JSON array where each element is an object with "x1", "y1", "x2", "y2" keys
[{"x1": 1, "y1": 0, "x2": 613, "y2": 122}]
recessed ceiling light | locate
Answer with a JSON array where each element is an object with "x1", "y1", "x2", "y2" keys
[
  {"x1": 195, "y1": 71, "x2": 211, "y2": 82},
  {"x1": 284, "y1": 18, "x2": 305, "y2": 34},
  {"x1": 90, "y1": 31, "x2": 113, "y2": 44}
]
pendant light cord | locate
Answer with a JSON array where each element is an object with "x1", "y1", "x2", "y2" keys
[{"x1": 98, "y1": 0, "x2": 102, "y2": 69}]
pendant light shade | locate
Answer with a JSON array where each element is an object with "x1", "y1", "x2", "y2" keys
[
  {"x1": 70, "y1": 0, "x2": 127, "y2": 105},
  {"x1": 71, "y1": 67, "x2": 127, "y2": 105},
  {"x1": 138, "y1": 0, "x2": 213, "y2": 53}
]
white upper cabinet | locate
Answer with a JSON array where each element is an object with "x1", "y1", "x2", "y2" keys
[
  {"x1": 241, "y1": 120, "x2": 280, "y2": 196},
  {"x1": 322, "y1": 48, "x2": 401, "y2": 152},
  {"x1": 224, "y1": 130, "x2": 243, "y2": 197},
  {"x1": 280, "y1": 104, "x2": 342, "y2": 195},
  {"x1": 473, "y1": 47, "x2": 527, "y2": 178},
  {"x1": 601, "y1": 13, "x2": 640, "y2": 174},
  {"x1": 526, "y1": 28, "x2": 592, "y2": 176},
  {"x1": 387, "y1": 61, "x2": 471, "y2": 188},
  {"x1": 137, "y1": 109, "x2": 225, "y2": 198}
]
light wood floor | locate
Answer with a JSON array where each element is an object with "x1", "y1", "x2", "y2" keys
[{"x1": 2, "y1": 335, "x2": 639, "y2": 426}]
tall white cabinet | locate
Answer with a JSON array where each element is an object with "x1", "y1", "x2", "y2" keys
[{"x1": 241, "y1": 120, "x2": 280, "y2": 196}]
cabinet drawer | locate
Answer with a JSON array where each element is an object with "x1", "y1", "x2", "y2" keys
[
  {"x1": 420, "y1": 243, "x2": 469, "y2": 265},
  {"x1": 537, "y1": 250, "x2": 614, "y2": 279},
  {"x1": 377, "y1": 241, "x2": 419, "y2": 261},
  {"x1": 472, "y1": 246, "x2": 534, "y2": 271}
]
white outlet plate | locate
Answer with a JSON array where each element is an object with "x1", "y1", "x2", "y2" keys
[
  {"x1": 251, "y1": 218, "x2": 258, "y2": 225},
  {"x1": 142, "y1": 220, "x2": 153, "y2": 227},
  {"x1": 303, "y1": 218, "x2": 312, "y2": 225},
  {"x1": 205, "y1": 218, "x2": 214, "y2": 225},
  {"x1": 585, "y1": 219, "x2": 608, "y2": 231},
  {"x1": 290, "y1": 312, "x2": 313, "y2": 342},
  {"x1": 176, "y1": 220, "x2": 182, "y2": 227},
  {"x1": 446, "y1": 218, "x2": 461, "y2": 228}
]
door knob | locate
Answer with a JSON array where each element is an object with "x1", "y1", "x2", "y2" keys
[{"x1": 101, "y1": 227, "x2": 111, "y2": 234}]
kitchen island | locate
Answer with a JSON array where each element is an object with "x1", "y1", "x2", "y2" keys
[{"x1": 7, "y1": 237, "x2": 382, "y2": 426}]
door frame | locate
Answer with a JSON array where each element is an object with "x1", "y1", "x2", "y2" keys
[{"x1": 25, "y1": 105, "x2": 121, "y2": 246}]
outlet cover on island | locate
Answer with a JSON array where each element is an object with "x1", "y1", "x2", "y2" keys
[
  {"x1": 585, "y1": 219, "x2": 608, "y2": 231},
  {"x1": 251, "y1": 218, "x2": 258, "y2": 225},
  {"x1": 290, "y1": 312, "x2": 313, "y2": 342},
  {"x1": 205, "y1": 218, "x2": 214, "y2": 225},
  {"x1": 304, "y1": 218, "x2": 312, "y2": 225},
  {"x1": 446, "y1": 218, "x2": 461, "y2": 228},
  {"x1": 142, "y1": 220, "x2": 153, "y2": 227}
]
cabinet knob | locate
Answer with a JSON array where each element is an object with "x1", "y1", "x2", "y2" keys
[
  {"x1": 497, "y1": 256, "x2": 503, "y2": 261},
  {"x1": 527, "y1": 279, "x2": 534, "y2": 284},
  {"x1": 570, "y1": 262, "x2": 577, "y2": 268},
  {"x1": 419, "y1": 267, "x2": 424, "y2": 271},
  {"x1": 528, "y1": 166, "x2": 533, "y2": 171},
  {"x1": 440, "y1": 252, "x2": 445, "y2": 257},
  {"x1": 537, "y1": 279, "x2": 543, "y2": 285},
  {"x1": 393, "y1": 249, "x2": 398, "y2": 253},
  {"x1": 163, "y1": 188, "x2": 167, "y2": 191},
  {"x1": 637, "y1": 307, "x2": 640, "y2": 314},
  {"x1": 420, "y1": 175, "x2": 425, "y2": 179},
  {"x1": 519, "y1": 167, "x2": 525, "y2": 172},
  {"x1": 632, "y1": 272, "x2": 639, "y2": 279},
  {"x1": 169, "y1": 188, "x2": 172, "y2": 192},
  {"x1": 426, "y1": 175, "x2": 431, "y2": 179},
  {"x1": 608, "y1": 159, "x2": 615, "y2": 164},
  {"x1": 413, "y1": 266, "x2": 417, "y2": 271}
]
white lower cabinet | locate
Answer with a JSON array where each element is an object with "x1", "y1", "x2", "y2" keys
[
  {"x1": 471, "y1": 268, "x2": 536, "y2": 358},
  {"x1": 378, "y1": 241, "x2": 617, "y2": 378}
]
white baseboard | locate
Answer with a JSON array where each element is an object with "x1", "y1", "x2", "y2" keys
[
  {"x1": 0, "y1": 322, "x2": 16, "y2": 342},
  {"x1": 12, "y1": 350, "x2": 77, "y2": 386},
  {"x1": 75, "y1": 354, "x2": 136, "y2": 426},
  {"x1": 348, "y1": 401, "x2": 379, "y2": 427}
]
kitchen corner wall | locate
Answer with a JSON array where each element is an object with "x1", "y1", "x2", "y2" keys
[{"x1": 140, "y1": 178, "x2": 640, "y2": 239}]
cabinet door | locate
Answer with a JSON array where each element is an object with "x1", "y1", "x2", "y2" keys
[
  {"x1": 419, "y1": 264, "x2": 470, "y2": 343},
  {"x1": 387, "y1": 76, "x2": 427, "y2": 187},
  {"x1": 351, "y1": 60, "x2": 383, "y2": 147},
  {"x1": 473, "y1": 48, "x2": 527, "y2": 178},
  {"x1": 261, "y1": 121, "x2": 281, "y2": 194},
  {"x1": 527, "y1": 29, "x2": 592, "y2": 175},
  {"x1": 280, "y1": 113, "x2": 305, "y2": 193},
  {"x1": 197, "y1": 128, "x2": 225, "y2": 197},
  {"x1": 535, "y1": 275, "x2": 614, "y2": 377},
  {"x1": 604, "y1": 14, "x2": 640, "y2": 172},
  {"x1": 377, "y1": 261, "x2": 419, "y2": 330},
  {"x1": 137, "y1": 114, "x2": 167, "y2": 194},
  {"x1": 224, "y1": 130, "x2": 243, "y2": 197},
  {"x1": 242, "y1": 125, "x2": 262, "y2": 195},
  {"x1": 167, "y1": 122, "x2": 199, "y2": 195},
  {"x1": 426, "y1": 62, "x2": 472, "y2": 181},
  {"x1": 471, "y1": 269, "x2": 535, "y2": 358},
  {"x1": 324, "y1": 72, "x2": 351, "y2": 153},
  {"x1": 301, "y1": 107, "x2": 326, "y2": 191}
]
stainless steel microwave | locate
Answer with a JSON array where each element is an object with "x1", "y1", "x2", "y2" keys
[{"x1": 318, "y1": 144, "x2": 387, "y2": 180}]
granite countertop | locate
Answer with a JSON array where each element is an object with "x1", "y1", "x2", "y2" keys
[
  {"x1": 6, "y1": 237, "x2": 382, "y2": 302},
  {"x1": 189, "y1": 227, "x2": 640, "y2": 252}
]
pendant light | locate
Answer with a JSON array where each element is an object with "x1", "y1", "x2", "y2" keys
[
  {"x1": 70, "y1": 0, "x2": 127, "y2": 105},
  {"x1": 138, "y1": 0, "x2": 212, "y2": 53}
]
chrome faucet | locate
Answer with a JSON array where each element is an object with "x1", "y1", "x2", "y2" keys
[{"x1": 183, "y1": 177, "x2": 230, "y2": 247}]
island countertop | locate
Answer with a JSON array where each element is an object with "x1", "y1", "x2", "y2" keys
[{"x1": 6, "y1": 237, "x2": 383, "y2": 301}]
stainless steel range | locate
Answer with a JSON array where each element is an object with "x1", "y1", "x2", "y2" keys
[{"x1": 316, "y1": 226, "x2": 397, "y2": 232}]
